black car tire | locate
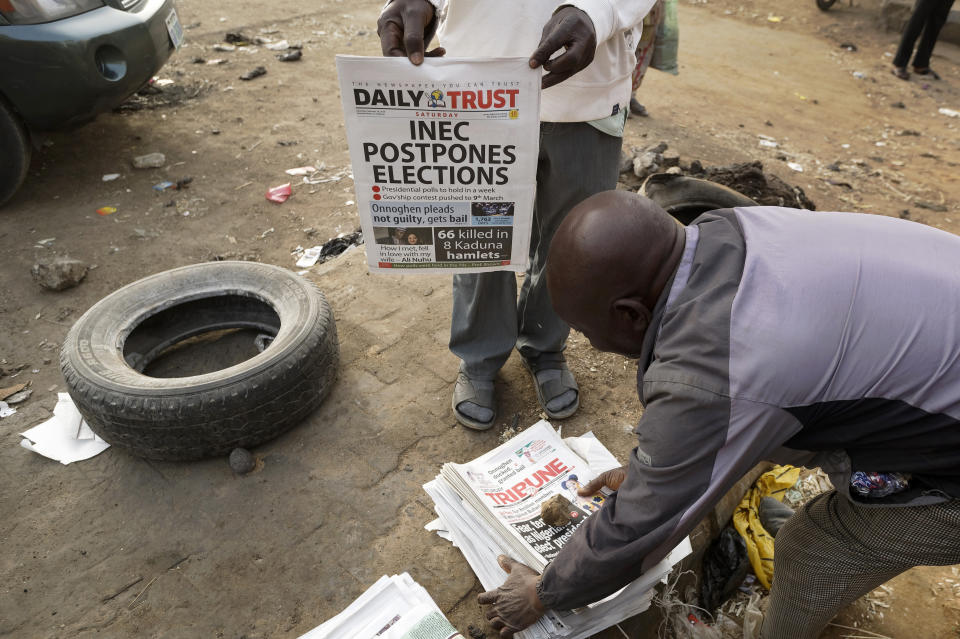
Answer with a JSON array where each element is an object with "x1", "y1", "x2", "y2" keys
[
  {"x1": 61, "y1": 261, "x2": 339, "y2": 461},
  {"x1": 0, "y1": 96, "x2": 31, "y2": 207},
  {"x1": 640, "y1": 173, "x2": 759, "y2": 225}
]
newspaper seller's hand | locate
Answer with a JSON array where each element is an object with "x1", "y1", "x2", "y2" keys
[
  {"x1": 477, "y1": 555, "x2": 546, "y2": 637},
  {"x1": 377, "y1": 0, "x2": 446, "y2": 65},
  {"x1": 578, "y1": 466, "x2": 628, "y2": 496},
  {"x1": 529, "y1": 6, "x2": 597, "y2": 90}
]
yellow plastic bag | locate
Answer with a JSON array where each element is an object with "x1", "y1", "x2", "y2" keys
[{"x1": 732, "y1": 464, "x2": 801, "y2": 588}]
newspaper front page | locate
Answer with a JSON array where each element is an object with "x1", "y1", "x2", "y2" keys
[
  {"x1": 336, "y1": 56, "x2": 540, "y2": 274},
  {"x1": 442, "y1": 421, "x2": 608, "y2": 571}
]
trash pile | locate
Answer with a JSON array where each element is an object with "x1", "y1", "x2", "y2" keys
[
  {"x1": 619, "y1": 141, "x2": 817, "y2": 211},
  {"x1": 654, "y1": 466, "x2": 835, "y2": 639},
  {"x1": 0, "y1": 382, "x2": 33, "y2": 419},
  {"x1": 293, "y1": 230, "x2": 364, "y2": 270}
]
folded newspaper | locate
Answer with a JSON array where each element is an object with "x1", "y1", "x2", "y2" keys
[
  {"x1": 424, "y1": 420, "x2": 691, "y2": 639},
  {"x1": 298, "y1": 573, "x2": 463, "y2": 639}
]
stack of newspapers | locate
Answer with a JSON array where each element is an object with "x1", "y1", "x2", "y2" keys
[
  {"x1": 298, "y1": 573, "x2": 464, "y2": 639},
  {"x1": 424, "y1": 420, "x2": 691, "y2": 639}
]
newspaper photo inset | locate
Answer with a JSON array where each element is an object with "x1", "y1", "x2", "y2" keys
[{"x1": 336, "y1": 56, "x2": 541, "y2": 274}]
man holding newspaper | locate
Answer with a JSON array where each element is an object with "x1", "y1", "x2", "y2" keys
[{"x1": 377, "y1": 0, "x2": 657, "y2": 431}]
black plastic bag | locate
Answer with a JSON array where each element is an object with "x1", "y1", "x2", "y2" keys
[{"x1": 700, "y1": 525, "x2": 750, "y2": 612}]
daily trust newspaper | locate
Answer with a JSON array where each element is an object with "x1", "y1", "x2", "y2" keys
[
  {"x1": 336, "y1": 56, "x2": 540, "y2": 273},
  {"x1": 424, "y1": 421, "x2": 692, "y2": 639},
  {"x1": 298, "y1": 573, "x2": 463, "y2": 639}
]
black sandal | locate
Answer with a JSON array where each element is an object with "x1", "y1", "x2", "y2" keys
[
  {"x1": 913, "y1": 67, "x2": 940, "y2": 80},
  {"x1": 891, "y1": 66, "x2": 910, "y2": 80}
]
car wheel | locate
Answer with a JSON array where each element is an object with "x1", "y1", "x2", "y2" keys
[
  {"x1": 60, "y1": 261, "x2": 340, "y2": 461},
  {"x1": 0, "y1": 95, "x2": 31, "y2": 207}
]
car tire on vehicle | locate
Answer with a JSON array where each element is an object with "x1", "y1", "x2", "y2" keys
[
  {"x1": 61, "y1": 261, "x2": 339, "y2": 461},
  {"x1": 0, "y1": 95, "x2": 31, "y2": 207}
]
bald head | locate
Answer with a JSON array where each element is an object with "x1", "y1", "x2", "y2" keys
[{"x1": 546, "y1": 191, "x2": 685, "y2": 357}]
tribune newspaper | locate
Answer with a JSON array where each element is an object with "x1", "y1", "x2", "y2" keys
[{"x1": 441, "y1": 420, "x2": 609, "y2": 571}]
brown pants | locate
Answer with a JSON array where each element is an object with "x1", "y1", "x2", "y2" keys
[{"x1": 761, "y1": 490, "x2": 960, "y2": 639}]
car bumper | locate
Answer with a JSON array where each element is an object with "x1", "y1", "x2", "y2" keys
[{"x1": 0, "y1": 0, "x2": 178, "y2": 131}]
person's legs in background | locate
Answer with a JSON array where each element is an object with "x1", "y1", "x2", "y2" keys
[
  {"x1": 892, "y1": 0, "x2": 943, "y2": 78},
  {"x1": 760, "y1": 490, "x2": 960, "y2": 639},
  {"x1": 912, "y1": 0, "x2": 956, "y2": 74}
]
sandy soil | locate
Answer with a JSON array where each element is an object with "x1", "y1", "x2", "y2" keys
[{"x1": 1, "y1": 0, "x2": 958, "y2": 637}]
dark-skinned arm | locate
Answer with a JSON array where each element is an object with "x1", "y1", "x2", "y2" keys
[
  {"x1": 376, "y1": 0, "x2": 445, "y2": 65},
  {"x1": 537, "y1": 382, "x2": 757, "y2": 611},
  {"x1": 529, "y1": 1, "x2": 657, "y2": 89}
]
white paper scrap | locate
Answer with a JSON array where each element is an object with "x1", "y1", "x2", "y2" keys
[
  {"x1": 285, "y1": 166, "x2": 318, "y2": 176},
  {"x1": 0, "y1": 401, "x2": 15, "y2": 418},
  {"x1": 424, "y1": 518, "x2": 454, "y2": 543},
  {"x1": 19, "y1": 393, "x2": 110, "y2": 465},
  {"x1": 563, "y1": 431, "x2": 621, "y2": 474},
  {"x1": 296, "y1": 245, "x2": 323, "y2": 268}
]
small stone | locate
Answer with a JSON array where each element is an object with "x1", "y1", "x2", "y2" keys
[
  {"x1": 632, "y1": 151, "x2": 660, "y2": 179},
  {"x1": 540, "y1": 494, "x2": 574, "y2": 527},
  {"x1": 31, "y1": 257, "x2": 88, "y2": 291},
  {"x1": 277, "y1": 50, "x2": 302, "y2": 62},
  {"x1": 132, "y1": 152, "x2": 166, "y2": 169},
  {"x1": 826, "y1": 163, "x2": 841, "y2": 172},
  {"x1": 5, "y1": 389, "x2": 32, "y2": 404},
  {"x1": 665, "y1": 166, "x2": 683, "y2": 175},
  {"x1": 661, "y1": 152, "x2": 681, "y2": 168},
  {"x1": 240, "y1": 66, "x2": 267, "y2": 81},
  {"x1": 618, "y1": 150, "x2": 633, "y2": 174},
  {"x1": 468, "y1": 625, "x2": 487, "y2": 639},
  {"x1": 891, "y1": 101, "x2": 906, "y2": 109},
  {"x1": 229, "y1": 447, "x2": 256, "y2": 474},
  {"x1": 646, "y1": 141, "x2": 668, "y2": 155},
  {"x1": 915, "y1": 201, "x2": 948, "y2": 213},
  {"x1": 403, "y1": 464, "x2": 414, "y2": 472},
  {"x1": 688, "y1": 159, "x2": 704, "y2": 174}
]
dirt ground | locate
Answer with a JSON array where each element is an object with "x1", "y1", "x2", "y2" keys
[{"x1": 1, "y1": 0, "x2": 958, "y2": 637}]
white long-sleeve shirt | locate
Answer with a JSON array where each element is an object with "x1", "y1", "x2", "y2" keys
[{"x1": 424, "y1": 0, "x2": 656, "y2": 122}]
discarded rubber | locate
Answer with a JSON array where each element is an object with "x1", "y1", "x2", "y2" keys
[
  {"x1": 60, "y1": 261, "x2": 339, "y2": 461},
  {"x1": 640, "y1": 173, "x2": 759, "y2": 225}
]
